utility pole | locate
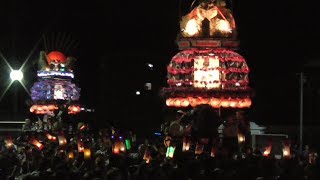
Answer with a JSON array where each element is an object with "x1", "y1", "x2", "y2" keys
[{"x1": 299, "y1": 72, "x2": 304, "y2": 153}]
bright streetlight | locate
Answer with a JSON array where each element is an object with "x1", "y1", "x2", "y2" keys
[{"x1": 10, "y1": 70, "x2": 23, "y2": 81}]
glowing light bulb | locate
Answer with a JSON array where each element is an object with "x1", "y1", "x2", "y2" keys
[
  {"x1": 184, "y1": 19, "x2": 200, "y2": 36},
  {"x1": 216, "y1": 19, "x2": 232, "y2": 33}
]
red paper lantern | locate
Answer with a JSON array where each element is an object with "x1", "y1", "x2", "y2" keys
[
  {"x1": 174, "y1": 98, "x2": 182, "y2": 107},
  {"x1": 229, "y1": 99, "x2": 238, "y2": 108},
  {"x1": 220, "y1": 98, "x2": 230, "y2": 107},
  {"x1": 47, "y1": 51, "x2": 67, "y2": 64},
  {"x1": 189, "y1": 97, "x2": 198, "y2": 107},
  {"x1": 166, "y1": 99, "x2": 171, "y2": 106},
  {"x1": 200, "y1": 98, "x2": 209, "y2": 105},
  {"x1": 210, "y1": 98, "x2": 221, "y2": 108},
  {"x1": 180, "y1": 99, "x2": 190, "y2": 107}
]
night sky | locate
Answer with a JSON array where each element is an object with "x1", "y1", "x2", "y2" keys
[{"x1": 0, "y1": 0, "x2": 319, "y2": 135}]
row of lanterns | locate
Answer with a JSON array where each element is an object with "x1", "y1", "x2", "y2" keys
[
  {"x1": 166, "y1": 97, "x2": 251, "y2": 108},
  {"x1": 30, "y1": 104, "x2": 81, "y2": 114}
]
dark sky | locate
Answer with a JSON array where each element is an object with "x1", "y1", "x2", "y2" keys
[{"x1": 0, "y1": 0, "x2": 319, "y2": 134}]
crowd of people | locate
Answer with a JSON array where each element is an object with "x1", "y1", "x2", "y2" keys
[{"x1": 0, "y1": 110, "x2": 319, "y2": 180}]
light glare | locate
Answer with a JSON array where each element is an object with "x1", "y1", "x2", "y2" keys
[{"x1": 10, "y1": 70, "x2": 23, "y2": 81}]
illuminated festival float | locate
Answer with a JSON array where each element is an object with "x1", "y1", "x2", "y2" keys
[
  {"x1": 29, "y1": 51, "x2": 81, "y2": 115},
  {"x1": 160, "y1": 0, "x2": 257, "y2": 153},
  {"x1": 162, "y1": 0, "x2": 253, "y2": 110}
]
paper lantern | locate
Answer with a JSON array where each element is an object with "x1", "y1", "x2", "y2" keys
[
  {"x1": 120, "y1": 142, "x2": 126, "y2": 152},
  {"x1": 180, "y1": 99, "x2": 190, "y2": 107},
  {"x1": 5, "y1": 137, "x2": 13, "y2": 149},
  {"x1": 68, "y1": 151, "x2": 74, "y2": 159},
  {"x1": 229, "y1": 99, "x2": 238, "y2": 108},
  {"x1": 30, "y1": 139, "x2": 44, "y2": 150},
  {"x1": 220, "y1": 99, "x2": 230, "y2": 107},
  {"x1": 78, "y1": 141, "x2": 84, "y2": 152},
  {"x1": 195, "y1": 143, "x2": 204, "y2": 155},
  {"x1": 68, "y1": 105, "x2": 81, "y2": 114},
  {"x1": 48, "y1": 104, "x2": 56, "y2": 111},
  {"x1": 166, "y1": 99, "x2": 171, "y2": 106},
  {"x1": 113, "y1": 141, "x2": 126, "y2": 154},
  {"x1": 244, "y1": 98, "x2": 252, "y2": 107},
  {"x1": 58, "y1": 136, "x2": 67, "y2": 146},
  {"x1": 200, "y1": 98, "x2": 210, "y2": 105},
  {"x1": 174, "y1": 98, "x2": 182, "y2": 107},
  {"x1": 263, "y1": 146, "x2": 272, "y2": 157},
  {"x1": 84, "y1": 149, "x2": 91, "y2": 160},
  {"x1": 211, "y1": 147, "x2": 217, "y2": 157},
  {"x1": 143, "y1": 148, "x2": 151, "y2": 163},
  {"x1": 113, "y1": 145, "x2": 120, "y2": 154},
  {"x1": 209, "y1": 98, "x2": 220, "y2": 108},
  {"x1": 237, "y1": 133, "x2": 245, "y2": 144},
  {"x1": 46, "y1": 133, "x2": 56, "y2": 141},
  {"x1": 190, "y1": 97, "x2": 198, "y2": 107},
  {"x1": 282, "y1": 147, "x2": 290, "y2": 158},
  {"x1": 182, "y1": 137, "x2": 191, "y2": 151}
]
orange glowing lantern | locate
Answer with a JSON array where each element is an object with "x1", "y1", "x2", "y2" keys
[
  {"x1": 210, "y1": 98, "x2": 221, "y2": 108},
  {"x1": 120, "y1": 142, "x2": 126, "y2": 152},
  {"x1": 48, "y1": 104, "x2": 56, "y2": 111},
  {"x1": 229, "y1": 99, "x2": 238, "y2": 108},
  {"x1": 237, "y1": 133, "x2": 245, "y2": 144},
  {"x1": 30, "y1": 139, "x2": 44, "y2": 150},
  {"x1": 5, "y1": 137, "x2": 13, "y2": 149},
  {"x1": 189, "y1": 97, "x2": 198, "y2": 107},
  {"x1": 200, "y1": 98, "x2": 210, "y2": 105},
  {"x1": 112, "y1": 141, "x2": 122, "y2": 154},
  {"x1": 211, "y1": 147, "x2": 217, "y2": 157},
  {"x1": 244, "y1": 98, "x2": 252, "y2": 107},
  {"x1": 68, "y1": 105, "x2": 81, "y2": 114},
  {"x1": 113, "y1": 145, "x2": 120, "y2": 154},
  {"x1": 37, "y1": 106, "x2": 43, "y2": 111},
  {"x1": 84, "y1": 148, "x2": 91, "y2": 160},
  {"x1": 195, "y1": 143, "x2": 204, "y2": 155},
  {"x1": 237, "y1": 100, "x2": 246, "y2": 108},
  {"x1": 282, "y1": 146, "x2": 290, "y2": 158},
  {"x1": 180, "y1": 99, "x2": 190, "y2": 107},
  {"x1": 167, "y1": 99, "x2": 175, "y2": 107},
  {"x1": 182, "y1": 137, "x2": 191, "y2": 151},
  {"x1": 220, "y1": 98, "x2": 230, "y2": 108},
  {"x1": 58, "y1": 136, "x2": 67, "y2": 146},
  {"x1": 78, "y1": 141, "x2": 84, "y2": 152},
  {"x1": 166, "y1": 99, "x2": 171, "y2": 106},
  {"x1": 143, "y1": 148, "x2": 151, "y2": 163},
  {"x1": 46, "y1": 133, "x2": 56, "y2": 141},
  {"x1": 174, "y1": 98, "x2": 182, "y2": 107},
  {"x1": 263, "y1": 146, "x2": 272, "y2": 157},
  {"x1": 68, "y1": 151, "x2": 74, "y2": 159}
]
